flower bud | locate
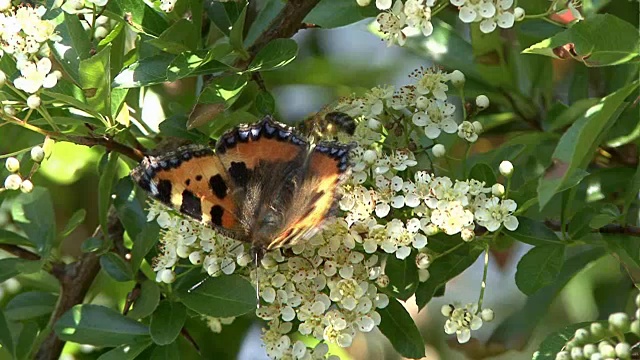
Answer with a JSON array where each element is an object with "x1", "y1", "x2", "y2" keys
[
  {"x1": 631, "y1": 319, "x2": 640, "y2": 336},
  {"x1": 449, "y1": 70, "x2": 465, "y2": 87},
  {"x1": 363, "y1": 149, "x2": 377, "y2": 163},
  {"x1": 31, "y1": 146, "x2": 45, "y2": 163},
  {"x1": 499, "y1": 160, "x2": 513, "y2": 177},
  {"x1": 514, "y1": 7, "x2": 525, "y2": 21},
  {"x1": 94, "y1": 26, "x2": 109, "y2": 39},
  {"x1": 472, "y1": 121, "x2": 483, "y2": 134},
  {"x1": 492, "y1": 183, "x2": 505, "y2": 196},
  {"x1": 356, "y1": 0, "x2": 371, "y2": 5},
  {"x1": 415, "y1": 253, "x2": 431, "y2": 269},
  {"x1": 432, "y1": 144, "x2": 446, "y2": 158},
  {"x1": 635, "y1": 292, "x2": 640, "y2": 307},
  {"x1": 0, "y1": 0, "x2": 11, "y2": 12},
  {"x1": 418, "y1": 268, "x2": 430, "y2": 282},
  {"x1": 367, "y1": 118, "x2": 381, "y2": 130},
  {"x1": 3, "y1": 105, "x2": 15, "y2": 116},
  {"x1": 608, "y1": 312, "x2": 630, "y2": 332},
  {"x1": 582, "y1": 344, "x2": 597, "y2": 357},
  {"x1": 4, "y1": 174, "x2": 22, "y2": 190},
  {"x1": 19, "y1": 179, "x2": 34, "y2": 193},
  {"x1": 554, "y1": 351, "x2": 569, "y2": 360},
  {"x1": 569, "y1": 347, "x2": 583, "y2": 359},
  {"x1": 188, "y1": 251, "x2": 203, "y2": 264},
  {"x1": 376, "y1": 0, "x2": 391, "y2": 10},
  {"x1": 615, "y1": 342, "x2": 630, "y2": 359},
  {"x1": 475, "y1": 95, "x2": 490, "y2": 109},
  {"x1": 376, "y1": 274, "x2": 389, "y2": 288},
  {"x1": 590, "y1": 323, "x2": 605, "y2": 338},
  {"x1": 5, "y1": 157, "x2": 19, "y2": 173},
  {"x1": 27, "y1": 95, "x2": 41, "y2": 109},
  {"x1": 480, "y1": 308, "x2": 494, "y2": 322},
  {"x1": 159, "y1": 269, "x2": 175, "y2": 283},
  {"x1": 573, "y1": 328, "x2": 590, "y2": 344}
]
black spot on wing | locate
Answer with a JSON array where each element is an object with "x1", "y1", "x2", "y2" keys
[
  {"x1": 157, "y1": 180, "x2": 172, "y2": 204},
  {"x1": 195, "y1": 175, "x2": 203, "y2": 181},
  {"x1": 229, "y1": 162, "x2": 251, "y2": 187},
  {"x1": 209, "y1": 174, "x2": 228, "y2": 199},
  {"x1": 180, "y1": 190, "x2": 202, "y2": 221},
  {"x1": 185, "y1": 178, "x2": 191, "y2": 186},
  {"x1": 211, "y1": 205, "x2": 224, "y2": 226}
]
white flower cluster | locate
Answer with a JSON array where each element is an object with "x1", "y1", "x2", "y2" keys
[
  {"x1": 441, "y1": 303, "x2": 494, "y2": 343},
  {"x1": 0, "y1": 3, "x2": 61, "y2": 109},
  {"x1": 370, "y1": 0, "x2": 526, "y2": 46},
  {"x1": 450, "y1": 0, "x2": 525, "y2": 33}
]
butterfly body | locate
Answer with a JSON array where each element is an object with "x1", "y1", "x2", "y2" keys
[{"x1": 131, "y1": 116, "x2": 353, "y2": 258}]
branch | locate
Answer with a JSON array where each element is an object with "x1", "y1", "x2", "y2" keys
[
  {"x1": 64, "y1": 135, "x2": 145, "y2": 162},
  {"x1": 238, "y1": 0, "x2": 321, "y2": 68},
  {"x1": 35, "y1": 210, "x2": 125, "y2": 360},
  {"x1": 0, "y1": 244, "x2": 40, "y2": 261},
  {"x1": 544, "y1": 220, "x2": 640, "y2": 236}
]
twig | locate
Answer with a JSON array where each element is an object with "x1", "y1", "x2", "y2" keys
[
  {"x1": 0, "y1": 244, "x2": 40, "y2": 261},
  {"x1": 544, "y1": 220, "x2": 640, "y2": 236},
  {"x1": 34, "y1": 210, "x2": 125, "y2": 360},
  {"x1": 65, "y1": 135, "x2": 145, "y2": 162}
]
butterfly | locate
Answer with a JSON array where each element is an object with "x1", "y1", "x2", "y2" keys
[{"x1": 130, "y1": 115, "x2": 354, "y2": 265}]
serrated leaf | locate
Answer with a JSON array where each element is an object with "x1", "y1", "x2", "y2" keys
[
  {"x1": 97, "y1": 338, "x2": 153, "y2": 360},
  {"x1": 385, "y1": 254, "x2": 419, "y2": 301},
  {"x1": 523, "y1": 14, "x2": 640, "y2": 67},
  {"x1": 247, "y1": 38, "x2": 298, "y2": 72},
  {"x1": 537, "y1": 80, "x2": 639, "y2": 209},
  {"x1": 378, "y1": 298, "x2": 424, "y2": 358},
  {"x1": 5, "y1": 291, "x2": 57, "y2": 321},
  {"x1": 11, "y1": 187, "x2": 55, "y2": 256},
  {"x1": 127, "y1": 280, "x2": 161, "y2": 320},
  {"x1": 150, "y1": 301, "x2": 187, "y2": 345},
  {"x1": 515, "y1": 245, "x2": 565, "y2": 295},
  {"x1": 100, "y1": 252, "x2": 134, "y2": 282},
  {"x1": 504, "y1": 217, "x2": 563, "y2": 246},
  {"x1": 98, "y1": 152, "x2": 120, "y2": 238},
  {"x1": 51, "y1": 12, "x2": 91, "y2": 84},
  {"x1": 54, "y1": 304, "x2": 149, "y2": 346},
  {"x1": 176, "y1": 274, "x2": 255, "y2": 317},
  {"x1": 59, "y1": 209, "x2": 87, "y2": 238},
  {"x1": 79, "y1": 44, "x2": 111, "y2": 114}
]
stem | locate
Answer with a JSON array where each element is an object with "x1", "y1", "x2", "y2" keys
[
  {"x1": 477, "y1": 243, "x2": 490, "y2": 311},
  {"x1": 431, "y1": 241, "x2": 465, "y2": 261}
]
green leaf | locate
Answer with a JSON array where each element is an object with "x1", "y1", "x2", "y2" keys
[
  {"x1": 623, "y1": 160, "x2": 640, "y2": 217},
  {"x1": 54, "y1": 304, "x2": 149, "y2": 346},
  {"x1": 113, "y1": 53, "x2": 175, "y2": 88},
  {"x1": 247, "y1": 39, "x2": 298, "y2": 72},
  {"x1": 79, "y1": 44, "x2": 112, "y2": 114},
  {"x1": 0, "y1": 258, "x2": 41, "y2": 283},
  {"x1": 147, "y1": 19, "x2": 198, "y2": 54},
  {"x1": 532, "y1": 322, "x2": 605, "y2": 360},
  {"x1": 166, "y1": 50, "x2": 231, "y2": 82},
  {"x1": 150, "y1": 342, "x2": 180, "y2": 360},
  {"x1": 588, "y1": 204, "x2": 620, "y2": 229},
  {"x1": 255, "y1": 90, "x2": 276, "y2": 115},
  {"x1": 5, "y1": 291, "x2": 57, "y2": 321},
  {"x1": 97, "y1": 338, "x2": 153, "y2": 360},
  {"x1": 378, "y1": 298, "x2": 424, "y2": 359},
  {"x1": 11, "y1": 187, "x2": 55, "y2": 256},
  {"x1": 489, "y1": 248, "x2": 605, "y2": 349},
  {"x1": 98, "y1": 152, "x2": 120, "y2": 238},
  {"x1": 537, "y1": 80, "x2": 639, "y2": 208},
  {"x1": 523, "y1": 14, "x2": 640, "y2": 67},
  {"x1": 113, "y1": 177, "x2": 147, "y2": 241},
  {"x1": 0, "y1": 230, "x2": 33, "y2": 247},
  {"x1": 100, "y1": 252, "x2": 134, "y2": 282},
  {"x1": 503, "y1": 217, "x2": 563, "y2": 246},
  {"x1": 106, "y1": 0, "x2": 169, "y2": 36},
  {"x1": 305, "y1": 0, "x2": 376, "y2": 28},
  {"x1": 127, "y1": 280, "x2": 161, "y2": 320},
  {"x1": 81, "y1": 236, "x2": 108, "y2": 254},
  {"x1": 150, "y1": 301, "x2": 187, "y2": 345},
  {"x1": 229, "y1": 5, "x2": 248, "y2": 57},
  {"x1": 51, "y1": 12, "x2": 92, "y2": 84},
  {"x1": 468, "y1": 163, "x2": 497, "y2": 184},
  {"x1": 196, "y1": 73, "x2": 248, "y2": 107},
  {"x1": 546, "y1": 98, "x2": 599, "y2": 132},
  {"x1": 15, "y1": 321, "x2": 38, "y2": 360},
  {"x1": 176, "y1": 274, "x2": 255, "y2": 317},
  {"x1": 515, "y1": 245, "x2": 565, "y2": 295},
  {"x1": 131, "y1": 222, "x2": 159, "y2": 273},
  {"x1": 59, "y1": 209, "x2": 87, "y2": 239},
  {"x1": 0, "y1": 310, "x2": 14, "y2": 357},
  {"x1": 415, "y1": 240, "x2": 483, "y2": 308},
  {"x1": 385, "y1": 254, "x2": 419, "y2": 301}
]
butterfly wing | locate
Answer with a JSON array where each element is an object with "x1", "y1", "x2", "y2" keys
[
  {"x1": 266, "y1": 141, "x2": 353, "y2": 250},
  {"x1": 130, "y1": 144, "x2": 246, "y2": 240}
]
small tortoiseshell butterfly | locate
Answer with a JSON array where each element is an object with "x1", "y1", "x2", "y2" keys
[{"x1": 131, "y1": 115, "x2": 353, "y2": 262}]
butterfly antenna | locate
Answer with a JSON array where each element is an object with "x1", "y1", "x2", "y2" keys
[{"x1": 188, "y1": 276, "x2": 208, "y2": 293}]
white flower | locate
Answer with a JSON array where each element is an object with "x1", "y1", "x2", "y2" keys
[
  {"x1": 412, "y1": 100, "x2": 457, "y2": 139},
  {"x1": 403, "y1": 0, "x2": 434, "y2": 36},
  {"x1": 443, "y1": 302, "x2": 483, "y2": 343},
  {"x1": 13, "y1": 58, "x2": 57, "y2": 94},
  {"x1": 413, "y1": 67, "x2": 450, "y2": 101},
  {"x1": 457, "y1": 121, "x2": 479, "y2": 142},
  {"x1": 474, "y1": 197, "x2": 519, "y2": 231},
  {"x1": 376, "y1": 1, "x2": 408, "y2": 46}
]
